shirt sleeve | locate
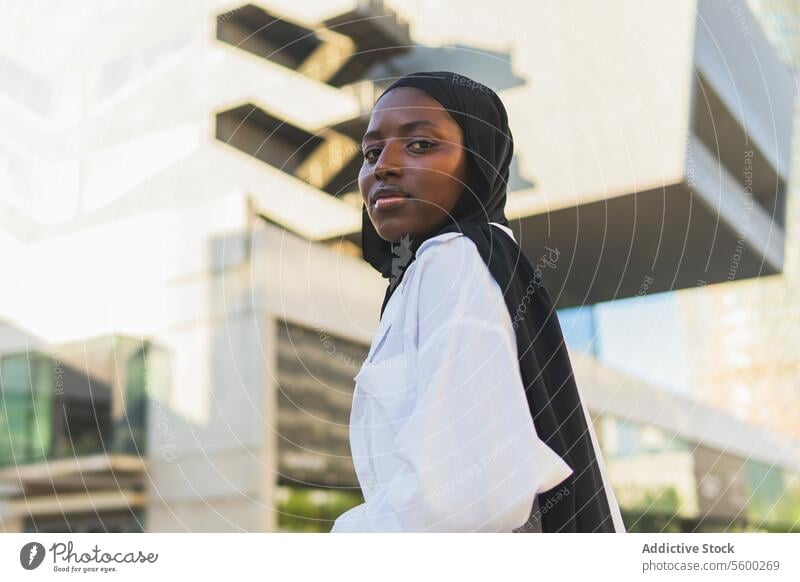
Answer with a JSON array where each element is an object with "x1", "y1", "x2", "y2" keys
[{"x1": 332, "y1": 236, "x2": 573, "y2": 532}]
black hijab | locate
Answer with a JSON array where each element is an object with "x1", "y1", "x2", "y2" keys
[{"x1": 361, "y1": 71, "x2": 617, "y2": 532}]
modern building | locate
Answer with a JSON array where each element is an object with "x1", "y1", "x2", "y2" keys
[
  {"x1": 0, "y1": 0, "x2": 798, "y2": 532},
  {"x1": 671, "y1": 0, "x2": 800, "y2": 442}
]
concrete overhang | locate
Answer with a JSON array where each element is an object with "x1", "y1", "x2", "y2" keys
[{"x1": 505, "y1": 0, "x2": 794, "y2": 306}]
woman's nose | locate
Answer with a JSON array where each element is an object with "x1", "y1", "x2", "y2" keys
[{"x1": 373, "y1": 140, "x2": 404, "y2": 179}]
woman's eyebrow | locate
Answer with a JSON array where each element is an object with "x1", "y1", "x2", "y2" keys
[{"x1": 362, "y1": 119, "x2": 440, "y2": 143}]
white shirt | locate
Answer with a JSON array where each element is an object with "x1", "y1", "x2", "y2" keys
[{"x1": 332, "y1": 222, "x2": 624, "y2": 532}]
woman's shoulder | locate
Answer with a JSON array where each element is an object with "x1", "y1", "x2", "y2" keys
[
  {"x1": 414, "y1": 223, "x2": 513, "y2": 265},
  {"x1": 409, "y1": 230, "x2": 509, "y2": 321},
  {"x1": 413, "y1": 230, "x2": 486, "y2": 280},
  {"x1": 404, "y1": 229, "x2": 516, "y2": 353},
  {"x1": 415, "y1": 228, "x2": 490, "y2": 261},
  {"x1": 415, "y1": 230, "x2": 469, "y2": 257}
]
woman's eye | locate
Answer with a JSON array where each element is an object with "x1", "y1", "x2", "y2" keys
[
  {"x1": 408, "y1": 139, "x2": 434, "y2": 152},
  {"x1": 362, "y1": 139, "x2": 434, "y2": 164},
  {"x1": 363, "y1": 147, "x2": 379, "y2": 163}
]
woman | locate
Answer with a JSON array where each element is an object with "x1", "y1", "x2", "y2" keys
[{"x1": 331, "y1": 71, "x2": 625, "y2": 533}]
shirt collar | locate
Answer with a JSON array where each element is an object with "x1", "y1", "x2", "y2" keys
[
  {"x1": 490, "y1": 221, "x2": 516, "y2": 243},
  {"x1": 416, "y1": 222, "x2": 516, "y2": 257}
]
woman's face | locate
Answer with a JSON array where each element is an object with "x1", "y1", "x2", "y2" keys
[{"x1": 359, "y1": 87, "x2": 468, "y2": 243}]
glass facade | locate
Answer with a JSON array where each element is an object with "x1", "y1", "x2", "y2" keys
[
  {"x1": 0, "y1": 336, "x2": 152, "y2": 468},
  {"x1": 557, "y1": 293, "x2": 692, "y2": 397},
  {"x1": 596, "y1": 414, "x2": 800, "y2": 532},
  {"x1": 555, "y1": 305, "x2": 599, "y2": 356},
  {"x1": 274, "y1": 321, "x2": 370, "y2": 532},
  {"x1": 0, "y1": 351, "x2": 54, "y2": 466}
]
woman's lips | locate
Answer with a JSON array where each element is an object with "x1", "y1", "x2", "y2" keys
[{"x1": 373, "y1": 196, "x2": 410, "y2": 210}]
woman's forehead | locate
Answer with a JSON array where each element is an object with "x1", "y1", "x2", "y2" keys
[{"x1": 365, "y1": 88, "x2": 461, "y2": 139}]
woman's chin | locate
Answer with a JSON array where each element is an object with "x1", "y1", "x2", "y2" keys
[{"x1": 374, "y1": 219, "x2": 413, "y2": 244}]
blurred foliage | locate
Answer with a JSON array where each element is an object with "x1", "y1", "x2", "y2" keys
[{"x1": 276, "y1": 486, "x2": 364, "y2": 532}]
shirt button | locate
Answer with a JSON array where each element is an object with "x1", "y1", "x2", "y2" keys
[
  {"x1": 366, "y1": 478, "x2": 376, "y2": 492},
  {"x1": 354, "y1": 401, "x2": 365, "y2": 417}
]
